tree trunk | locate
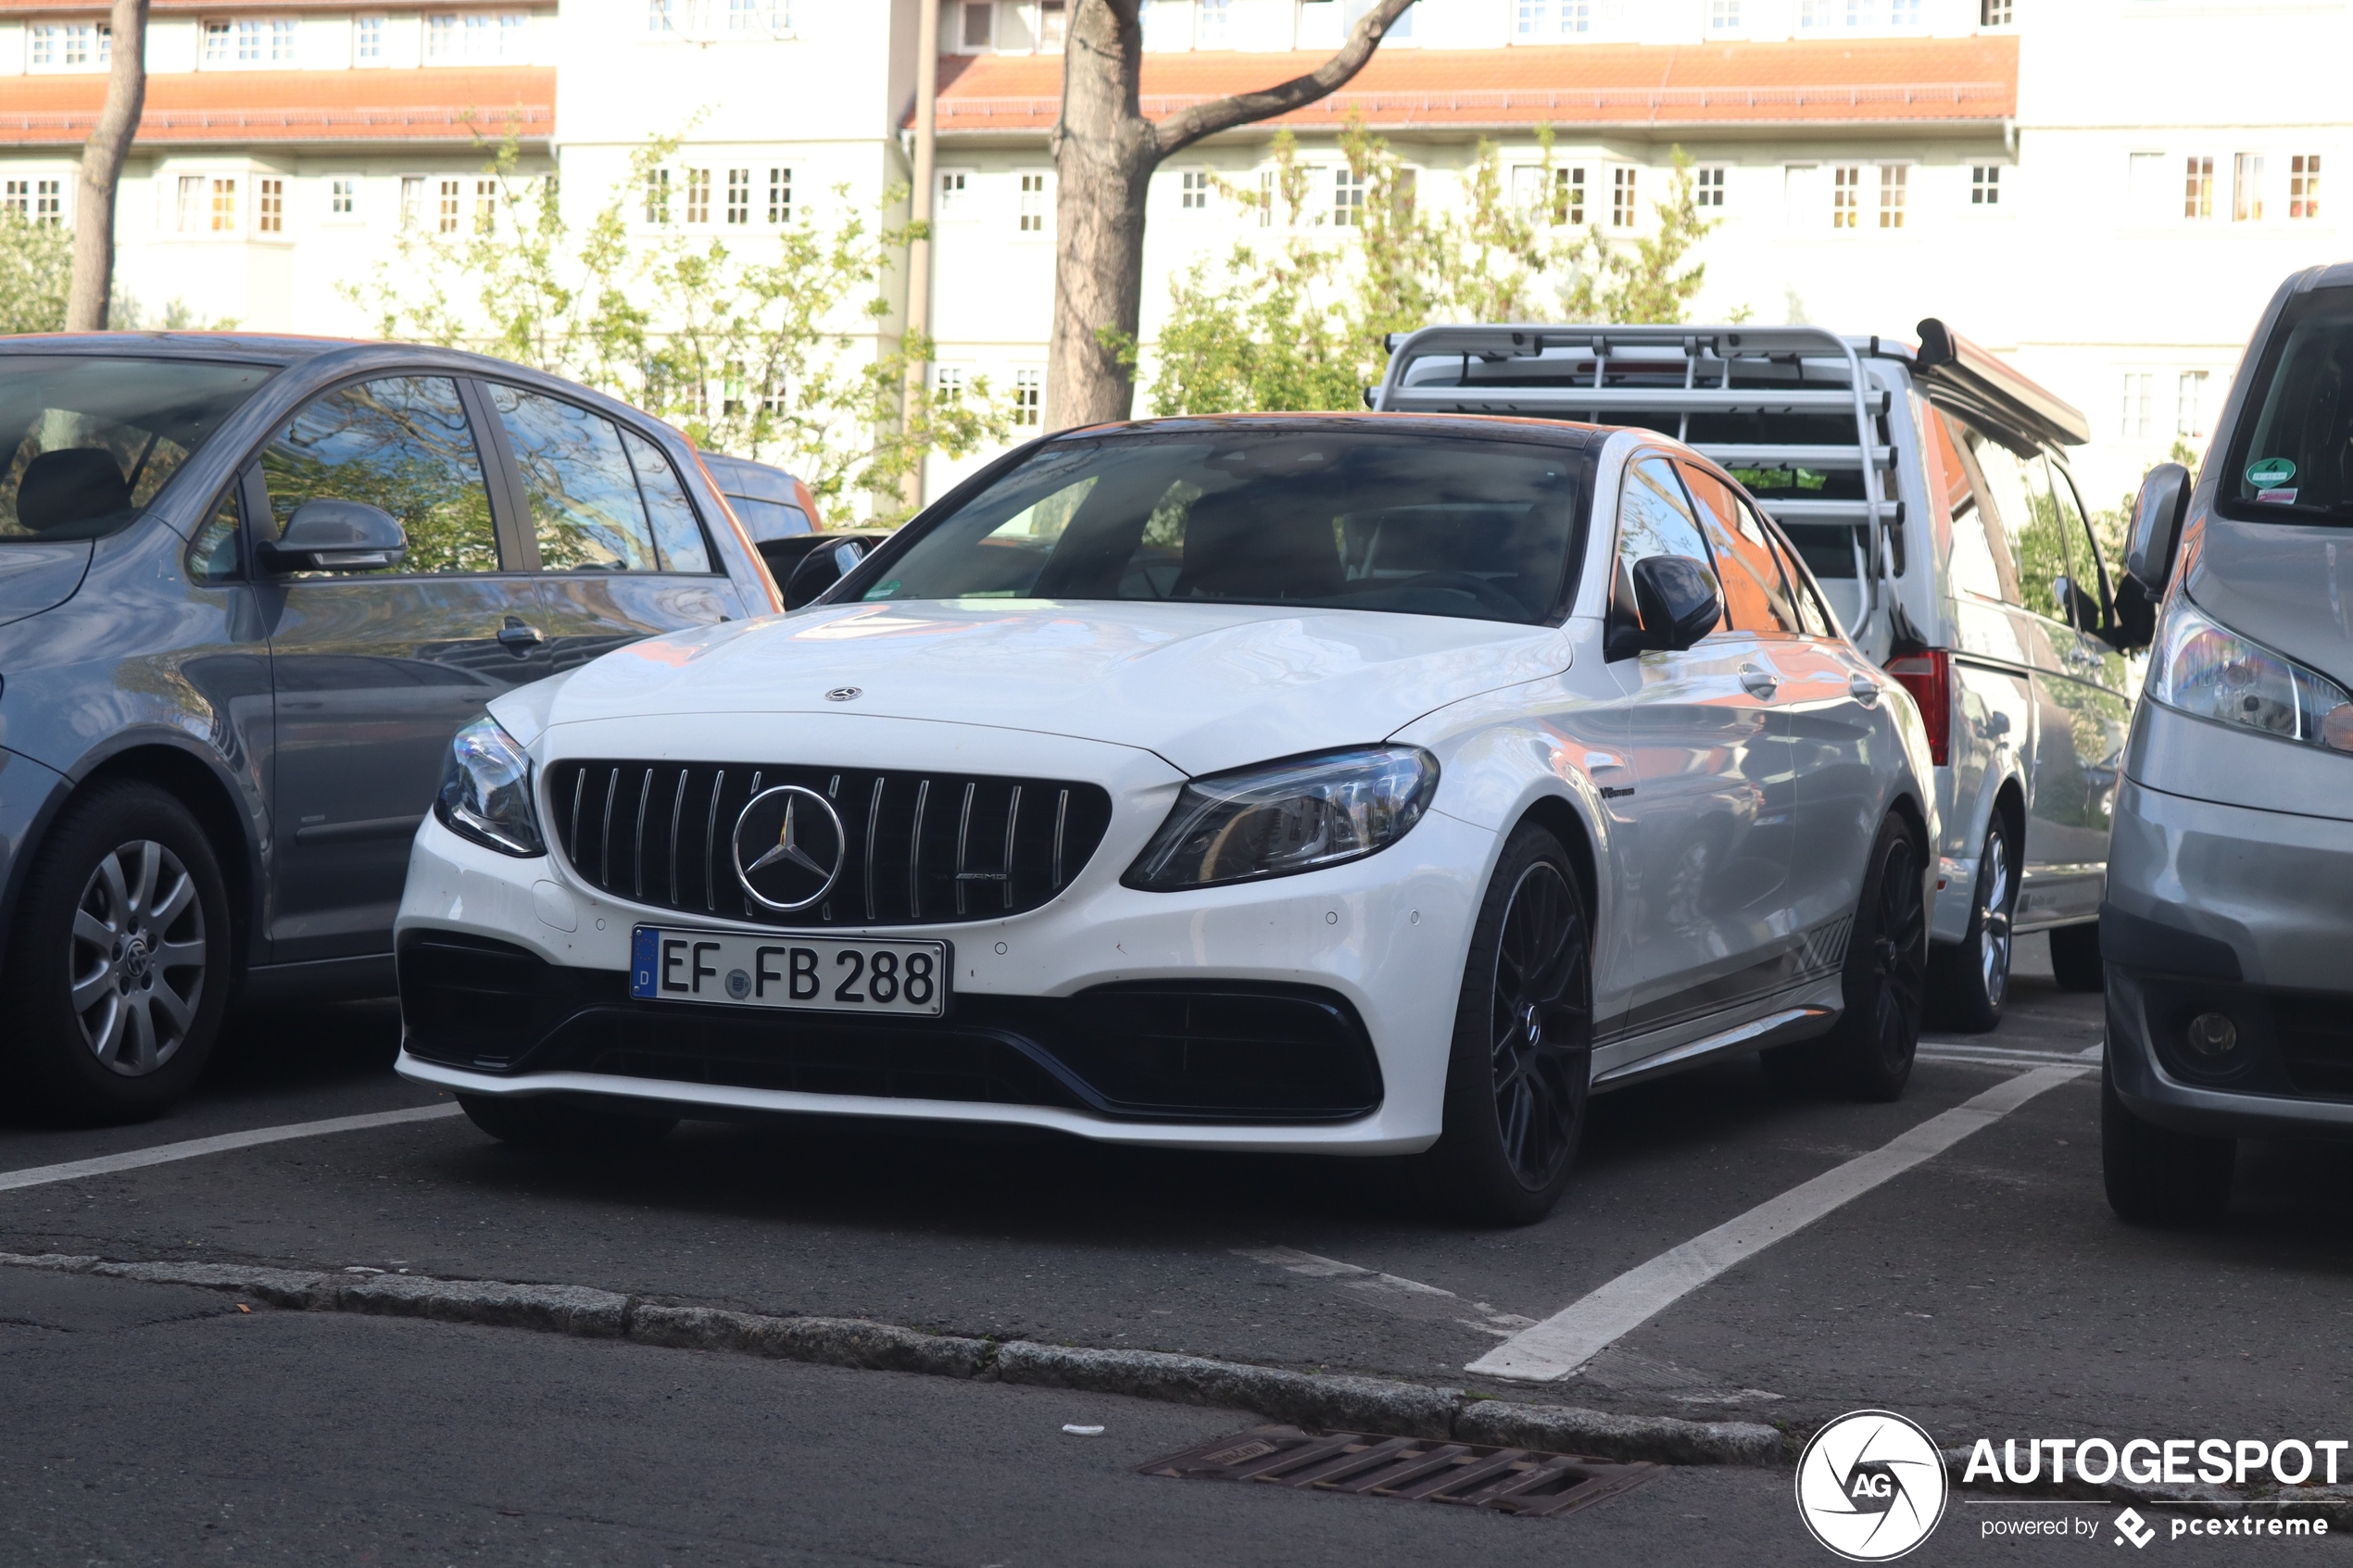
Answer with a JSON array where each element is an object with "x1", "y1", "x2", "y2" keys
[
  {"x1": 66, "y1": 0, "x2": 149, "y2": 332},
  {"x1": 1044, "y1": 0, "x2": 1416, "y2": 432}
]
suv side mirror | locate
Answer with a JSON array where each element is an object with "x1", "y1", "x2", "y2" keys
[
  {"x1": 256, "y1": 499, "x2": 407, "y2": 573},
  {"x1": 1631, "y1": 555, "x2": 1724, "y2": 653},
  {"x1": 783, "y1": 536, "x2": 871, "y2": 609},
  {"x1": 2125, "y1": 462, "x2": 2191, "y2": 596}
]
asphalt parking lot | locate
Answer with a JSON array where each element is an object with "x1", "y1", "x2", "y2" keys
[{"x1": 6, "y1": 935, "x2": 2352, "y2": 1563}]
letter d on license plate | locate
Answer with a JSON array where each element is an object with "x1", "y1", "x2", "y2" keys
[{"x1": 630, "y1": 926, "x2": 950, "y2": 1017}]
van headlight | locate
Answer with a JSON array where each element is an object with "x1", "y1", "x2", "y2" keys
[
  {"x1": 2150, "y1": 601, "x2": 2353, "y2": 752},
  {"x1": 434, "y1": 717, "x2": 546, "y2": 856},
  {"x1": 1124, "y1": 746, "x2": 1439, "y2": 891}
]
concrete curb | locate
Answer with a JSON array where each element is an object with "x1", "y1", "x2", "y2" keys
[{"x1": 0, "y1": 1250, "x2": 1783, "y2": 1467}]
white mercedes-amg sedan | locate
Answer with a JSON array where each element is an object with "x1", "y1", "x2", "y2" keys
[{"x1": 395, "y1": 415, "x2": 1937, "y2": 1223}]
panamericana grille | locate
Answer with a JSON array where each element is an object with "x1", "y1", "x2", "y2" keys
[{"x1": 545, "y1": 759, "x2": 1115, "y2": 927}]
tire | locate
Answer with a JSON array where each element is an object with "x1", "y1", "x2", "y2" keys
[
  {"x1": 0, "y1": 781, "x2": 233, "y2": 1123},
  {"x1": 1927, "y1": 817, "x2": 2016, "y2": 1033},
  {"x1": 1768, "y1": 813, "x2": 1928, "y2": 1102},
  {"x1": 457, "y1": 1093, "x2": 677, "y2": 1154},
  {"x1": 1424, "y1": 824, "x2": 1593, "y2": 1226},
  {"x1": 2047, "y1": 922, "x2": 2105, "y2": 993},
  {"x1": 2101, "y1": 1060, "x2": 2232, "y2": 1224}
]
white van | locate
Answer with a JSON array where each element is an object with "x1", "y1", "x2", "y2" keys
[{"x1": 1373, "y1": 322, "x2": 2147, "y2": 1030}]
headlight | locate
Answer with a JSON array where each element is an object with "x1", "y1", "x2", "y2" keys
[
  {"x1": 434, "y1": 716, "x2": 546, "y2": 856},
  {"x1": 2150, "y1": 601, "x2": 2353, "y2": 752},
  {"x1": 1124, "y1": 746, "x2": 1439, "y2": 891}
]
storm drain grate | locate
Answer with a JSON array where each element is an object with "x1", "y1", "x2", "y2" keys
[{"x1": 1136, "y1": 1424, "x2": 1660, "y2": 1519}]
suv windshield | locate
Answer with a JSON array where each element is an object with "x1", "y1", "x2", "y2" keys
[
  {"x1": 0, "y1": 357, "x2": 276, "y2": 543},
  {"x1": 856, "y1": 427, "x2": 1592, "y2": 625},
  {"x1": 2221, "y1": 292, "x2": 2353, "y2": 521}
]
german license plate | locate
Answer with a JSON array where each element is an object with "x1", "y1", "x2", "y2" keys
[{"x1": 629, "y1": 926, "x2": 950, "y2": 1017}]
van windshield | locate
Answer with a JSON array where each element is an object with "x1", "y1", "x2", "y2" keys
[
  {"x1": 2221, "y1": 294, "x2": 2353, "y2": 522},
  {"x1": 853, "y1": 427, "x2": 1593, "y2": 626},
  {"x1": 0, "y1": 357, "x2": 276, "y2": 543}
]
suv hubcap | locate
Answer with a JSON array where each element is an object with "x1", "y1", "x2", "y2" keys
[
  {"x1": 1978, "y1": 827, "x2": 2013, "y2": 1007},
  {"x1": 69, "y1": 839, "x2": 207, "y2": 1077},
  {"x1": 1490, "y1": 861, "x2": 1592, "y2": 1191}
]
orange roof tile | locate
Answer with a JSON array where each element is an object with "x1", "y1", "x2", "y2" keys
[
  {"x1": 0, "y1": 67, "x2": 553, "y2": 145},
  {"x1": 927, "y1": 36, "x2": 2017, "y2": 134}
]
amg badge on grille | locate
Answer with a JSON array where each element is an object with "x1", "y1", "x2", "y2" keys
[{"x1": 732, "y1": 785, "x2": 847, "y2": 911}]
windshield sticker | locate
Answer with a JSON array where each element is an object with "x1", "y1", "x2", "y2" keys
[
  {"x1": 2247, "y1": 458, "x2": 2297, "y2": 488},
  {"x1": 2258, "y1": 487, "x2": 2299, "y2": 504}
]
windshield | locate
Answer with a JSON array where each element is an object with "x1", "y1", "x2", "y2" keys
[
  {"x1": 0, "y1": 356, "x2": 276, "y2": 543},
  {"x1": 856, "y1": 427, "x2": 1592, "y2": 625},
  {"x1": 2221, "y1": 293, "x2": 2353, "y2": 522}
]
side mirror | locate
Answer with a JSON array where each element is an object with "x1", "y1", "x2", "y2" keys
[
  {"x1": 783, "y1": 536, "x2": 871, "y2": 609},
  {"x1": 1630, "y1": 554, "x2": 1724, "y2": 654},
  {"x1": 256, "y1": 499, "x2": 407, "y2": 573},
  {"x1": 2124, "y1": 462, "x2": 2191, "y2": 596}
]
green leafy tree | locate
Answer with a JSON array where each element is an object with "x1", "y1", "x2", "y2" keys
[{"x1": 0, "y1": 210, "x2": 71, "y2": 336}]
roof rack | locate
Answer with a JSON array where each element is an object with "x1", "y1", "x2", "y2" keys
[{"x1": 1371, "y1": 324, "x2": 1894, "y2": 616}]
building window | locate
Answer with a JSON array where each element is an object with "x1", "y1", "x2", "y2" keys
[
  {"x1": 2292, "y1": 155, "x2": 2321, "y2": 220},
  {"x1": 1021, "y1": 171, "x2": 1047, "y2": 231},
  {"x1": 331, "y1": 177, "x2": 357, "y2": 215},
  {"x1": 426, "y1": 14, "x2": 456, "y2": 56},
  {"x1": 4, "y1": 181, "x2": 23, "y2": 219},
  {"x1": 1970, "y1": 165, "x2": 2001, "y2": 205},
  {"x1": 356, "y1": 14, "x2": 384, "y2": 59},
  {"x1": 210, "y1": 177, "x2": 239, "y2": 233},
  {"x1": 173, "y1": 175, "x2": 201, "y2": 230},
  {"x1": 1694, "y1": 167, "x2": 1724, "y2": 207},
  {"x1": 938, "y1": 169, "x2": 967, "y2": 215},
  {"x1": 648, "y1": 0, "x2": 675, "y2": 31},
  {"x1": 935, "y1": 365, "x2": 965, "y2": 399},
  {"x1": 1334, "y1": 167, "x2": 1365, "y2": 227},
  {"x1": 199, "y1": 19, "x2": 225, "y2": 62},
  {"x1": 1982, "y1": 0, "x2": 2012, "y2": 22},
  {"x1": 1038, "y1": 0, "x2": 1066, "y2": 47},
  {"x1": 28, "y1": 23, "x2": 53, "y2": 66},
  {"x1": 2233, "y1": 153, "x2": 2264, "y2": 222},
  {"x1": 271, "y1": 18, "x2": 296, "y2": 58},
  {"x1": 1179, "y1": 170, "x2": 1207, "y2": 211},
  {"x1": 1610, "y1": 166, "x2": 1636, "y2": 227},
  {"x1": 768, "y1": 166, "x2": 791, "y2": 222},
  {"x1": 1257, "y1": 169, "x2": 1275, "y2": 228},
  {"x1": 475, "y1": 177, "x2": 497, "y2": 232},
  {"x1": 644, "y1": 168, "x2": 670, "y2": 223},
  {"x1": 258, "y1": 177, "x2": 283, "y2": 232},
  {"x1": 960, "y1": 1, "x2": 991, "y2": 48},
  {"x1": 1014, "y1": 369, "x2": 1041, "y2": 428},
  {"x1": 437, "y1": 178, "x2": 459, "y2": 233},
  {"x1": 2120, "y1": 372, "x2": 2153, "y2": 440},
  {"x1": 2183, "y1": 156, "x2": 2214, "y2": 220},
  {"x1": 1197, "y1": 0, "x2": 1229, "y2": 45},
  {"x1": 58, "y1": 21, "x2": 109, "y2": 66},
  {"x1": 1797, "y1": 0, "x2": 1830, "y2": 26},
  {"x1": 1879, "y1": 164, "x2": 1906, "y2": 229},
  {"x1": 1707, "y1": 0, "x2": 1738, "y2": 30},
  {"x1": 726, "y1": 0, "x2": 787, "y2": 31},
  {"x1": 725, "y1": 168, "x2": 749, "y2": 224},
  {"x1": 400, "y1": 175, "x2": 425, "y2": 227},
  {"x1": 1515, "y1": 0, "x2": 1591, "y2": 36},
  {"x1": 1553, "y1": 165, "x2": 1585, "y2": 225},
  {"x1": 499, "y1": 11, "x2": 526, "y2": 52},
  {"x1": 2178, "y1": 370, "x2": 2208, "y2": 440},
  {"x1": 684, "y1": 168, "x2": 710, "y2": 223},
  {"x1": 1888, "y1": 0, "x2": 1921, "y2": 25},
  {"x1": 1843, "y1": 0, "x2": 1865, "y2": 24},
  {"x1": 1831, "y1": 165, "x2": 1861, "y2": 229}
]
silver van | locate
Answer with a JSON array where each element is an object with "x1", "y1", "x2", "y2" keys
[
  {"x1": 1373, "y1": 323, "x2": 2146, "y2": 1031},
  {"x1": 2103, "y1": 264, "x2": 2353, "y2": 1221}
]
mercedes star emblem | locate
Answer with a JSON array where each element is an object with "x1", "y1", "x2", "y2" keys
[
  {"x1": 826, "y1": 686, "x2": 862, "y2": 702},
  {"x1": 731, "y1": 784, "x2": 847, "y2": 911}
]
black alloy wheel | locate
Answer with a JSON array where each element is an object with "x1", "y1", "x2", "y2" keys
[
  {"x1": 1928, "y1": 818, "x2": 2016, "y2": 1033},
  {"x1": 1768, "y1": 813, "x2": 1927, "y2": 1102},
  {"x1": 1428, "y1": 824, "x2": 1593, "y2": 1225}
]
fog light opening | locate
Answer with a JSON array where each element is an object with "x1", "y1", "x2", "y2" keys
[{"x1": 2184, "y1": 1011, "x2": 2241, "y2": 1060}]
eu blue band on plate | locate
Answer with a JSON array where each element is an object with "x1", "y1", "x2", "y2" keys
[{"x1": 631, "y1": 925, "x2": 659, "y2": 999}]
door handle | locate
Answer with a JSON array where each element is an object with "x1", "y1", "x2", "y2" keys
[
  {"x1": 1739, "y1": 663, "x2": 1778, "y2": 697},
  {"x1": 496, "y1": 618, "x2": 546, "y2": 651},
  {"x1": 1848, "y1": 673, "x2": 1881, "y2": 707}
]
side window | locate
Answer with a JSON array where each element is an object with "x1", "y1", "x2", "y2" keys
[
  {"x1": 623, "y1": 429, "x2": 713, "y2": 573},
  {"x1": 260, "y1": 375, "x2": 500, "y2": 574},
  {"x1": 1749, "y1": 498, "x2": 1833, "y2": 638},
  {"x1": 1618, "y1": 454, "x2": 1716, "y2": 572},
  {"x1": 2004, "y1": 447, "x2": 2075, "y2": 623},
  {"x1": 186, "y1": 479, "x2": 244, "y2": 583},
  {"x1": 1955, "y1": 423, "x2": 2033, "y2": 608},
  {"x1": 2041, "y1": 456, "x2": 2102, "y2": 628},
  {"x1": 489, "y1": 385, "x2": 661, "y2": 572},
  {"x1": 1680, "y1": 462, "x2": 1799, "y2": 634},
  {"x1": 1936, "y1": 414, "x2": 2012, "y2": 605}
]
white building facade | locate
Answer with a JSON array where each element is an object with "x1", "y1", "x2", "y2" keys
[{"x1": 0, "y1": 0, "x2": 2338, "y2": 510}]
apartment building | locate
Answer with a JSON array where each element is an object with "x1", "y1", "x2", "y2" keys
[{"x1": 0, "y1": 0, "x2": 2338, "y2": 510}]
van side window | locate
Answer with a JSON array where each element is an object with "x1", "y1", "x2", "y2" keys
[
  {"x1": 1940, "y1": 415, "x2": 2022, "y2": 607},
  {"x1": 1680, "y1": 462, "x2": 1799, "y2": 634},
  {"x1": 2039, "y1": 456, "x2": 2106, "y2": 629}
]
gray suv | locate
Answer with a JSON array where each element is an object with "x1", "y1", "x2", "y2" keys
[
  {"x1": 2104, "y1": 264, "x2": 2353, "y2": 1221},
  {"x1": 0, "y1": 335, "x2": 778, "y2": 1121}
]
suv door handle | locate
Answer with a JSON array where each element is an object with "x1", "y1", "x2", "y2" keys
[
  {"x1": 1848, "y1": 673, "x2": 1881, "y2": 707},
  {"x1": 496, "y1": 618, "x2": 546, "y2": 651},
  {"x1": 1739, "y1": 663, "x2": 1778, "y2": 697}
]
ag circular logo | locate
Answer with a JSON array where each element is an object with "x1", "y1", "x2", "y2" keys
[
  {"x1": 731, "y1": 784, "x2": 846, "y2": 912},
  {"x1": 1794, "y1": 1410, "x2": 1947, "y2": 1562}
]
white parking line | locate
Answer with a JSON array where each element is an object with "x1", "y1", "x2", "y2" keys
[
  {"x1": 1466, "y1": 1065, "x2": 2088, "y2": 1383},
  {"x1": 1234, "y1": 1246, "x2": 1536, "y2": 1336},
  {"x1": 0, "y1": 1103, "x2": 462, "y2": 1194}
]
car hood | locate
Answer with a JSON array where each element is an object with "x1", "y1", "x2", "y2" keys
[
  {"x1": 532, "y1": 598, "x2": 1574, "y2": 776},
  {"x1": 0, "y1": 540, "x2": 91, "y2": 632},
  {"x1": 2186, "y1": 516, "x2": 2353, "y2": 687}
]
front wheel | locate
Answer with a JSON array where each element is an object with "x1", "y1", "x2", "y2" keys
[
  {"x1": 1768, "y1": 813, "x2": 1927, "y2": 1102},
  {"x1": 2100, "y1": 1062, "x2": 2232, "y2": 1224},
  {"x1": 1425, "y1": 824, "x2": 1594, "y2": 1226}
]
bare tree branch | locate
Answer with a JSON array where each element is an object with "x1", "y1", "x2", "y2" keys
[{"x1": 1150, "y1": 0, "x2": 1416, "y2": 159}]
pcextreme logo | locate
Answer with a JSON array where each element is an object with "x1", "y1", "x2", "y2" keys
[{"x1": 1795, "y1": 1410, "x2": 1950, "y2": 1562}]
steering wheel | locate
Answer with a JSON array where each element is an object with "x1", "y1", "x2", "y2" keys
[{"x1": 1391, "y1": 571, "x2": 1529, "y2": 619}]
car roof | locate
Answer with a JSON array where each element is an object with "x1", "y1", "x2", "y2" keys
[
  {"x1": 0, "y1": 331, "x2": 370, "y2": 367},
  {"x1": 698, "y1": 451, "x2": 803, "y2": 502},
  {"x1": 1050, "y1": 411, "x2": 1604, "y2": 448}
]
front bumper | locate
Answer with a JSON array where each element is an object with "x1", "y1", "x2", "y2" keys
[
  {"x1": 394, "y1": 798, "x2": 1496, "y2": 1154},
  {"x1": 2103, "y1": 774, "x2": 2353, "y2": 1139}
]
